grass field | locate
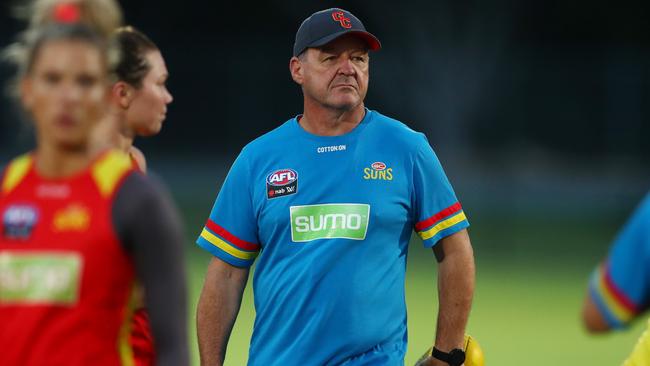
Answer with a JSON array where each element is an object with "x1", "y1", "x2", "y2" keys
[{"x1": 179, "y1": 200, "x2": 646, "y2": 365}]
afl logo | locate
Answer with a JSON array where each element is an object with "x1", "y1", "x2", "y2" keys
[
  {"x1": 371, "y1": 162, "x2": 386, "y2": 171},
  {"x1": 3, "y1": 205, "x2": 39, "y2": 240},
  {"x1": 267, "y1": 169, "x2": 298, "y2": 199},
  {"x1": 267, "y1": 169, "x2": 298, "y2": 186}
]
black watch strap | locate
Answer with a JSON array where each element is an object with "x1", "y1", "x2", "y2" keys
[{"x1": 431, "y1": 347, "x2": 466, "y2": 366}]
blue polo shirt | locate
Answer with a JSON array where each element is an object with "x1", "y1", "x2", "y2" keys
[{"x1": 197, "y1": 109, "x2": 469, "y2": 365}]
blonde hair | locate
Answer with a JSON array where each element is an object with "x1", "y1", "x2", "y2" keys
[
  {"x1": 3, "y1": 0, "x2": 123, "y2": 97},
  {"x1": 15, "y1": 0, "x2": 123, "y2": 38}
]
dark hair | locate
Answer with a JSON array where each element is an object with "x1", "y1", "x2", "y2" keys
[
  {"x1": 25, "y1": 23, "x2": 112, "y2": 74},
  {"x1": 113, "y1": 26, "x2": 158, "y2": 88}
]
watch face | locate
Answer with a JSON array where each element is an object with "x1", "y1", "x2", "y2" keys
[{"x1": 449, "y1": 349, "x2": 466, "y2": 365}]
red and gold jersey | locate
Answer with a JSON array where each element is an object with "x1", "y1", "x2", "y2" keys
[
  {"x1": 0, "y1": 150, "x2": 139, "y2": 366},
  {"x1": 130, "y1": 307, "x2": 155, "y2": 366}
]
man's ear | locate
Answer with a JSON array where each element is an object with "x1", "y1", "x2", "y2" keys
[
  {"x1": 111, "y1": 81, "x2": 134, "y2": 109},
  {"x1": 289, "y1": 56, "x2": 305, "y2": 85}
]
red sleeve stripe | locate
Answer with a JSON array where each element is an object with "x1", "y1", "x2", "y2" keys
[
  {"x1": 205, "y1": 219, "x2": 260, "y2": 251},
  {"x1": 415, "y1": 202, "x2": 463, "y2": 232},
  {"x1": 603, "y1": 262, "x2": 639, "y2": 313}
]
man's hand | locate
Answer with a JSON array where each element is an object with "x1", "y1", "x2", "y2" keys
[{"x1": 414, "y1": 353, "x2": 451, "y2": 366}]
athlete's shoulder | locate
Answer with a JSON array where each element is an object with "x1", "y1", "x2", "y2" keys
[
  {"x1": 1, "y1": 152, "x2": 34, "y2": 196},
  {"x1": 90, "y1": 149, "x2": 138, "y2": 198},
  {"x1": 129, "y1": 146, "x2": 147, "y2": 173},
  {"x1": 116, "y1": 169, "x2": 169, "y2": 206},
  {"x1": 369, "y1": 110, "x2": 423, "y2": 134},
  {"x1": 368, "y1": 110, "x2": 430, "y2": 149}
]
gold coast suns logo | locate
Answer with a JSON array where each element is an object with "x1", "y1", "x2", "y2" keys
[
  {"x1": 363, "y1": 162, "x2": 393, "y2": 181},
  {"x1": 53, "y1": 204, "x2": 91, "y2": 232}
]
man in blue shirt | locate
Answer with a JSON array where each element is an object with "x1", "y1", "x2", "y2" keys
[{"x1": 196, "y1": 8, "x2": 475, "y2": 366}]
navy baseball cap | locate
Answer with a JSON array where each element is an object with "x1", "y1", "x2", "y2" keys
[{"x1": 293, "y1": 8, "x2": 381, "y2": 56}]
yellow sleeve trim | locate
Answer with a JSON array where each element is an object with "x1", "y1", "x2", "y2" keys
[
  {"x1": 418, "y1": 211, "x2": 467, "y2": 241},
  {"x1": 1, "y1": 154, "x2": 33, "y2": 195},
  {"x1": 91, "y1": 150, "x2": 134, "y2": 198},
  {"x1": 200, "y1": 228, "x2": 258, "y2": 261},
  {"x1": 595, "y1": 269, "x2": 634, "y2": 324}
]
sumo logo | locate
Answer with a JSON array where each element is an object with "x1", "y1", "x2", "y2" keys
[
  {"x1": 0, "y1": 252, "x2": 82, "y2": 304},
  {"x1": 290, "y1": 203, "x2": 370, "y2": 242}
]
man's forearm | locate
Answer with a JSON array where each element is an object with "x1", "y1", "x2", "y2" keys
[
  {"x1": 434, "y1": 229, "x2": 475, "y2": 352},
  {"x1": 197, "y1": 257, "x2": 249, "y2": 366}
]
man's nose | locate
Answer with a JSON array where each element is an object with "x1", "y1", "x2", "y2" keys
[{"x1": 338, "y1": 57, "x2": 356, "y2": 75}]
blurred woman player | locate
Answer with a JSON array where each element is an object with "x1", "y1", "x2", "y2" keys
[
  {"x1": 21, "y1": 1, "x2": 173, "y2": 172},
  {"x1": 0, "y1": 18, "x2": 188, "y2": 366},
  {"x1": 19, "y1": 2, "x2": 174, "y2": 363}
]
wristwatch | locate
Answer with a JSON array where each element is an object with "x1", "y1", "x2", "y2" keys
[{"x1": 431, "y1": 347, "x2": 465, "y2": 366}]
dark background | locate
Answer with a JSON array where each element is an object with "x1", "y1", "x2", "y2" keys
[
  {"x1": 2, "y1": 1, "x2": 649, "y2": 215},
  {"x1": 2, "y1": 1, "x2": 649, "y2": 159},
  {"x1": 1, "y1": 1, "x2": 650, "y2": 364},
  {"x1": 1, "y1": 0, "x2": 649, "y2": 273}
]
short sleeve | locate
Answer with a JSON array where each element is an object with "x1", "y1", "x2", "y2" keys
[
  {"x1": 196, "y1": 148, "x2": 260, "y2": 267},
  {"x1": 412, "y1": 134, "x2": 469, "y2": 248},
  {"x1": 588, "y1": 193, "x2": 650, "y2": 328}
]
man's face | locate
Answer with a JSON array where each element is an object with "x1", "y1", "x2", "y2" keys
[{"x1": 294, "y1": 35, "x2": 369, "y2": 111}]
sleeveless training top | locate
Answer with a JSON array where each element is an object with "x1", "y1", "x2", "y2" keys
[{"x1": 0, "y1": 150, "x2": 140, "y2": 366}]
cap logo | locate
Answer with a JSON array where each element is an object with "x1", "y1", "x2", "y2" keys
[{"x1": 331, "y1": 11, "x2": 352, "y2": 29}]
